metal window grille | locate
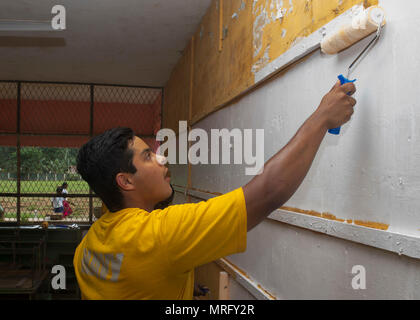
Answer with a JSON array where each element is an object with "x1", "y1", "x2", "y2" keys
[{"x1": 0, "y1": 80, "x2": 163, "y2": 225}]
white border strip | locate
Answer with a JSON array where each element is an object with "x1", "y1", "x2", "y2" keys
[
  {"x1": 254, "y1": 5, "x2": 360, "y2": 84},
  {"x1": 269, "y1": 209, "x2": 420, "y2": 260},
  {"x1": 173, "y1": 185, "x2": 420, "y2": 260}
]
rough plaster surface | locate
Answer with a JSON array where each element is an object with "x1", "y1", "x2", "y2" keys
[{"x1": 229, "y1": 279, "x2": 257, "y2": 300}]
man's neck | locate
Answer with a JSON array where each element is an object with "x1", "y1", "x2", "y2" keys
[{"x1": 123, "y1": 197, "x2": 155, "y2": 212}]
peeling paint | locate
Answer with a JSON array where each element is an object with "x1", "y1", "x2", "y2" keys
[
  {"x1": 253, "y1": 8, "x2": 268, "y2": 57},
  {"x1": 322, "y1": 212, "x2": 345, "y2": 223},
  {"x1": 252, "y1": 45, "x2": 270, "y2": 73},
  {"x1": 232, "y1": 1, "x2": 246, "y2": 20},
  {"x1": 354, "y1": 220, "x2": 389, "y2": 231},
  {"x1": 281, "y1": 29, "x2": 287, "y2": 37},
  {"x1": 252, "y1": 0, "x2": 305, "y2": 77},
  {"x1": 290, "y1": 36, "x2": 305, "y2": 47},
  {"x1": 252, "y1": 0, "x2": 379, "y2": 79},
  {"x1": 270, "y1": 0, "x2": 287, "y2": 23},
  {"x1": 253, "y1": 0, "x2": 259, "y2": 14},
  {"x1": 280, "y1": 206, "x2": 389, "y2": 231}
]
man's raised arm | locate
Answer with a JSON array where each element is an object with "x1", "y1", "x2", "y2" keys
[{"x1": 243, "y1": 81, "x2": 356, "y2": 231}]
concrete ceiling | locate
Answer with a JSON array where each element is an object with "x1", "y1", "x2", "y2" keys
[{"x1": 0, "y1": 0, "x2": 211, "y2": 87}]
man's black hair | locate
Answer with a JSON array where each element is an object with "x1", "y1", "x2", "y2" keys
[{"x1": 76, "y1": 127, "x2": 137, "y2": 212}]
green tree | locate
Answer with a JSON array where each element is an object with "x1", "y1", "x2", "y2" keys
[
  {"x1": 0, "y1": 147, "x2": 16, "y2": 174},
  {"x1": 0, "y1": 146, "x2": 80, "y2": 176}
]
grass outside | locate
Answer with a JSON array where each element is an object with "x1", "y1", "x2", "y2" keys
[{"x1": 0, "y1": 180, "x2": 100, "y2": 223}]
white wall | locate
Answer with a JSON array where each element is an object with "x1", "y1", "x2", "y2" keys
[{"x1": 170, "y1": 0, "x2": 420, "y2": 299}]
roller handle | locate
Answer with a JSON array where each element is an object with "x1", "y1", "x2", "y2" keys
[{"x1": 328, "y1": 74, "x2": 357, "y2": 135}]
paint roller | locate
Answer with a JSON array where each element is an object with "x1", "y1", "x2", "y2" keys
[{"x1": 321, "y1": 5, "x2": 386, "y2": 135}]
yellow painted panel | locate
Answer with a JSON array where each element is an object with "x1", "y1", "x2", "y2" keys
[
  {"x1": 253, "y1": 0, "x2": 379, "y2": 75},
  {"x1": 191, "y1": 0, "x2": 254, "y2": 124},
  {"x1": 191, "y1": 0, "x2": 219, "y2": 123},
  {"x1": 217, "y1": 0, "x2": 254, "y2": 117},
  {"x1": 165, "y1": 0, "x2": 380, "y2": 127},
  {"x1": 252, "y1": 0, "x2": 313, "y2": 75}
]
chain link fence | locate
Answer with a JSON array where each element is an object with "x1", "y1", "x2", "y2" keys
[{"x1": 0, "y1": 81, "x2": 162, "y2": 225}]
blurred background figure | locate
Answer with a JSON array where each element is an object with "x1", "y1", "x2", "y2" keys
[
  {"x1": 61, "y1": 182, "x2": 74, "y2": 217},
  {"x1": 62, "y1": 182, "x2": 68, "y2": 195},
  {"x1": 51, "y1": 186, "x2": 64, "y2": 215}
]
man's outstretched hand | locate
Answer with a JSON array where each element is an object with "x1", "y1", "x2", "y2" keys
[
  {"x1": 315, "y1": 81, "x2": 357, "y2": 130},
  {"x1": 243, "y1": 81, "x2": 357, "y2": 231}
]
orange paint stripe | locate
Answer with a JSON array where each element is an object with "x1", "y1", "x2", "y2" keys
[
  {"x1": 280, "y1": 206, "x2": 389, "y2": 231},
  {"x1": 354, "y1": 220, "x2": 389, "y2": 231},
  {"x1": 257, "y1": 284, "x2": 277, "y2": 300},
  {"x1": 281, "y1": 206, "x2": 322, "y2": 218}
]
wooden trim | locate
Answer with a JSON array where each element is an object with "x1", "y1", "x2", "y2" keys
[
  {"x1": 219, "y1": 0, "x2": 224, "y2": 52},
  {"x1": 218, "y1": 271, "x2": 229, "y2": 300}
]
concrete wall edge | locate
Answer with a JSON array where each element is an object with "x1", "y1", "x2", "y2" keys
[{"x1": 173, "y1": 186, "x2": 420, "y2": 260}]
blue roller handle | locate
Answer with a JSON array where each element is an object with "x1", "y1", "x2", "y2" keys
[{"x1": 328, "y1": 74, "x2": 356, "y2": 135}]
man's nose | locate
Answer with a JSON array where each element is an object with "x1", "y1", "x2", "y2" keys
[{"x1": 155, "y1": 154, "x2": 168, "y2": 166}]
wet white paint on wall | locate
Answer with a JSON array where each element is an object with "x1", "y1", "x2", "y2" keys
[
  {"x1": 170, "y1": 0, "x2": 420, "y2": 299},
  {"x1": 194, "y1": 0, "x2": 420, "y2": 236}
]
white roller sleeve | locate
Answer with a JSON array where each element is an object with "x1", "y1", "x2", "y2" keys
[{"x1": 321, "y1": 6, "x2": 386, "y2": 55}]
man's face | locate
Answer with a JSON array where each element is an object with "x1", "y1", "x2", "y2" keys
[{"x1": 128, "y1": 136, "x2": 172, "y2": 206}]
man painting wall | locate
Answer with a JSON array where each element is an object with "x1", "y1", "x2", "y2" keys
[{"x1": 73, "y1": 81, "x2": 356, "y2": 299}]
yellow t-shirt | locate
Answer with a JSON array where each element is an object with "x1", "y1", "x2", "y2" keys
[{"x1": 73, "y1": 188, "x2": 247, "y2": 300}]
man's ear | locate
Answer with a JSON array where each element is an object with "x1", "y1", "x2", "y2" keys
[{"x1": 116, "y1": 173, "x2": 135, "y2": 191}]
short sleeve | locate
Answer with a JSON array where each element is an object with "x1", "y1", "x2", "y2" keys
[{"x1": 158, "y1": 188, "x2": 247, "y2": 273}]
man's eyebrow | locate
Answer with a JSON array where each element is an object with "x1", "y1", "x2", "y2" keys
[{"x1": 140, "y1": 148, "x2": 152, "y2": 156}]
